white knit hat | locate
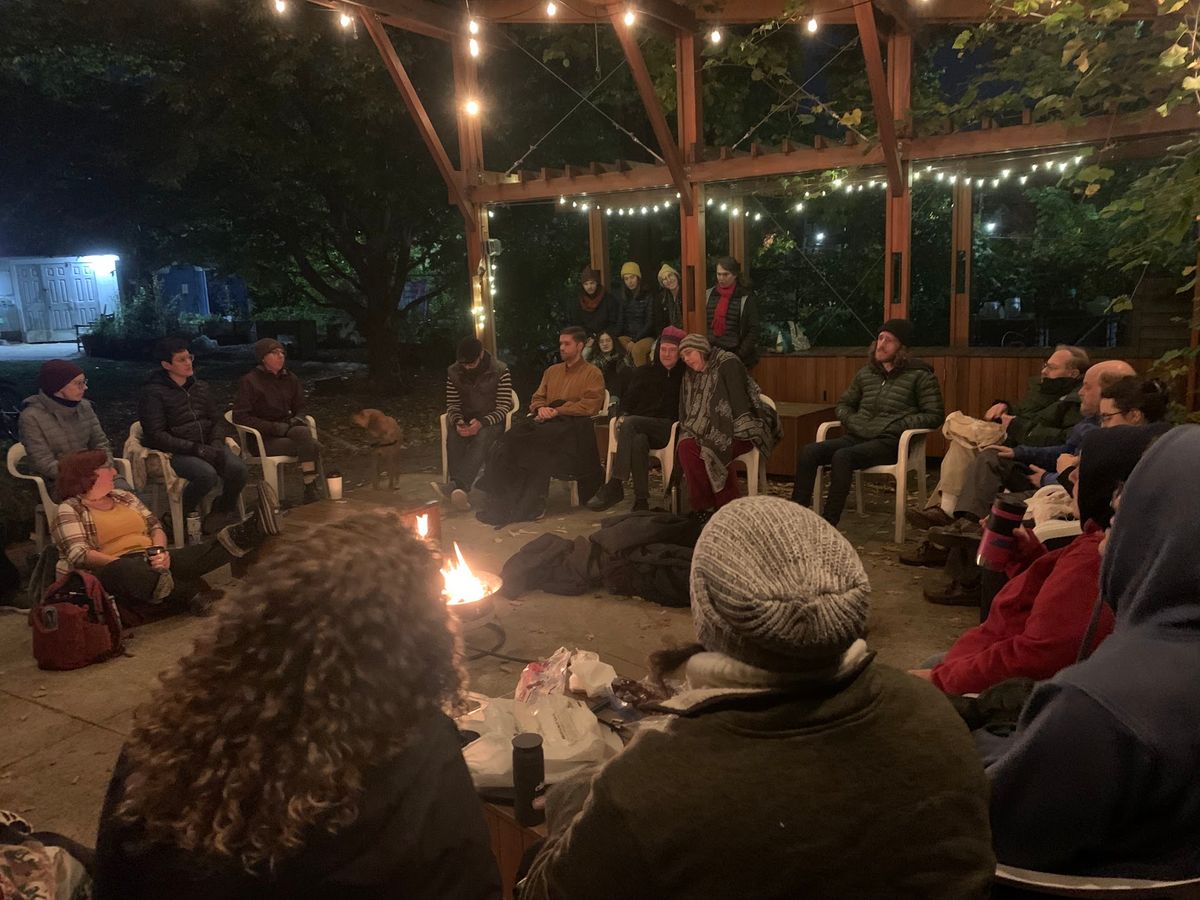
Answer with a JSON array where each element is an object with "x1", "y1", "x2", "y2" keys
[{"x1": 689, "y1": 497, "x2": 871, "y2": 671}]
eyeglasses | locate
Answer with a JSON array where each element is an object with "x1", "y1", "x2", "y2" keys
[
  {"x1": 68, "y1": 378, "x2": 88, "y2": 388},
  {"x1": 1098, "y1": 411, "x2": 1123, "y2": 423}
]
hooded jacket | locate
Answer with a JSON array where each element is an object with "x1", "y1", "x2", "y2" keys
[
  {"x1": 137, "y1": 369, "x2": 232, "y2": 456},
  {"x1": 18, "y1": 392, "x2": 112, "y2": 484},
  {"x1": 622, "y1": 354, "x2": 684, "y2": 421},
  {"x1": 1004, "y1": 375, "x2": 1083, "y2": 447},
  {"x1": 988, "y1": 425, "x2": 1200, "y2": 879},
  {"x1": 836, "y1": 358, "x2": 945, "y2": 441}
]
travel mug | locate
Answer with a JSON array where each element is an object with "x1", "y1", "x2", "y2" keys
[
  {"x1": 325, "y1": 472, "x2": 344, "y2": 501},
  {"x1": 512, "y1": 732, "x2": 546, "y2": 827}
]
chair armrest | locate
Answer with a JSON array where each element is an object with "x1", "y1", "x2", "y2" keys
[
  {"x1": 668, "y1": 421, "x2": 679, "y2": 445},
  {"x1": 114, "y1": 458, "x2": 133, "y2": 485},
  {"x1": 816, "y1": 420, "x2": 842, "y2": 442},
  {"x1": 897, "y1": 428, "x2": 934, "y2": 465},
  {"x1": 304, "y1": 415, "x2": 317, "y2": 440},
  {"x1": 230, "y1": 421, "x2": 268, "y2": 461}
]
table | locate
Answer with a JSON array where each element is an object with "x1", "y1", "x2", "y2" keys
[
  {"x1": 766, "y1": 402, "x2": 836, "y2": 477},
  {"x1": 483, "y1": 801, "x2": 546, "y2": 899}
]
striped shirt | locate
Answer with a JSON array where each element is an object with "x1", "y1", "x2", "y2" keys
[
  {"x1": 446, "y1": 369, "x2": 514, "y2": 428},
  {"x1": 52, "y1": 489, "x2": 162, "y2": 575}
]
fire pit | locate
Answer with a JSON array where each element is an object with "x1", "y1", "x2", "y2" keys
[{"x1": 441, "y1": 542, "x2": 500, "y2": 632}]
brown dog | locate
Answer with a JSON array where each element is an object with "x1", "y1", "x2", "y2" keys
[{"x1": 351, "y1": 408, "x2": 404, "y2": 489}]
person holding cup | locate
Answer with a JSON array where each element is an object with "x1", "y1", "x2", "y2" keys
[{"x1": 51, "y1": 449, "x2": 279, "y2": 615}]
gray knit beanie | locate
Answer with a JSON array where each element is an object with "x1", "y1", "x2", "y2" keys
[
  {"x1": 690, "y1": 497, "x2": 871, "y2": 671},
  {"x1": 679, "y1": 333, "x2": 711, "y2": 356}
]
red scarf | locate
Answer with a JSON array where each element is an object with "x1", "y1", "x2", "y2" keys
[
  {"x1": 579, "y1": 286, "x2": 604, "y2": 313},
  {"x1": 711, "y1": 282, "x2": 737, "y2": 338}
]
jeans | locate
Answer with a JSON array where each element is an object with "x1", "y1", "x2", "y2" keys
[
  {"x1": 261, "y1": 425, "x2": 321, "y2": 464},
  {"x1": 611, "y1": 415, "x2": 674, "y2": 500},
  {"x1": 678, "y1": 437, "x2": 754, "y2": 512},
  {"x1": 97, "y1": 541, "x2": 234, "y2": 604},
  {"x1": 169, "y1": 447, "x2": 248, "y2": 517},
  {"x1": 446, "y1": 421, "x2": 504, "y2": 491},
  {"x1": 791, "y1": 435, "x2": 899, "y2": 525}
]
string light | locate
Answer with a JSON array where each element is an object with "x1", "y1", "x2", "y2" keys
[
  {"x1": 806, "y1": 17, "x2": 819, "y2": 33},
  {"x1": 985, "y1": 221, "x2": 997, "y2": 233},
  {"x1": 546, "y1": 1, "x2": 557, "y2": 16},
  {"x1": 464, "y1": 98, "x2": 480, "y2": 116},
  {"x1": 719, "y1": 202, "x2": 727, "y2": 211},
  {"x1": 1000, "y1": 168, "x2": 1011, "y2": 178},
  {"x1": 949, "y1": 174, "x2": 957, "y2": 184},
  {"x1": 706, "y1": 197, "x2": 714, "y2": 206},
  {"x1": 559, "y1": 195, "x2": 567, "y2": 205},
  {"x1": 815, "y1": 231, "x2": 826, "y2": 242},
  {"x1": 273, "y1": 0, "x2": 287, "y2": 13},
  {"x1": 640, "y1": 206, "x2": 648, "y2": 214},
  {"x1": 1019, "y1": 175, "x2": 1028, "y2": 185},
  {"x1": 709, "y1": 27, "x2": 722, "y2": 43},
  {"x1": 468, "y1": 18, "x2": 479, "y2": 34},
  {"x1": 623, "y1": 8, "x2": 637, "y2": 26},
  {"x1": 468, "y1": 37, "x2": 480, "y2": 57},
  {"x1": 338, "y1": 10, "x2": 353, "y2": 28},
  {"x1": 753, "y1": 212, "x2": 762, "y2": 221},
  {"x1": 794, "y1": 202, "x2": 804, "y2": 211}
]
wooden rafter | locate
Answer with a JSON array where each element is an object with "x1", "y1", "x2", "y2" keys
[
  {"x1": 609, "y1": 10, "x2": 694, "y2": 214},
  {"x1": 854, "y1": 2, "x2": 903, "y2": 197},
  {"x1": 309, "y1": 0, "x2": 457, "y2": 41},
  {"x1": 358, "y1": 10, "x2": 475, "y2": 227},
  {"x1": 871, "y1": 0, "x2": 911, "y2": 33}
]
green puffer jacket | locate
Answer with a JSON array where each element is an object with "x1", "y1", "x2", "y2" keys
[
  {"x1": 837, "y1": 360, "x2": 945, "y2": 440},
  {"x1": 1004, "y1": 375, "x2": 1083, "y2": 448}
]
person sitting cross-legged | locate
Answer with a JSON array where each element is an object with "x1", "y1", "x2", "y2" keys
[
  {"x1": 588, "y1": 326, "x2": 686, "y2": 512},
  {"x1": 233, "y1": 339, "x2": 323, "y2": 505},
  {"x1": 435, "y1": 336, "x2": 513, "y2": 511},
  {"x1": 475, "y1": 327, "x2": 603, "y2": 527},
  {"x1": 791, "y1": 319, "x2": 943, "y2": 526}
]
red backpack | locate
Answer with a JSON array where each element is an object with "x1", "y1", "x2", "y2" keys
[{"x1": 28, "y1": 571, "x2": 123, "y2": 670}]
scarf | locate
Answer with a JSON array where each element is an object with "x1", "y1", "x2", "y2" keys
[
  {"x1": 49, "y1": 394, "x2": 80, "y2": 409},
  {"x1": 579, "y1": 286, "x2": 604, "y2": 313},
  {"x1": 710, "y1": 282, "x2": 737, "y2": 337}
]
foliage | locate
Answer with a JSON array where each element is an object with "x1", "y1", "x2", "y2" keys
[{"x1": 91, "y1": 283, "x2": 181, "y2": 341}]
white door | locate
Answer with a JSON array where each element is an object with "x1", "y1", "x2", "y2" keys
[
  {"x1": 15, "y1": 264, "x2": 49, "y2": 340},
  {"x1": 41, "y1": 262, "x2": 77, "y2": 339},
  {"x1": 70, "y1": 263, "x2": 102, "y2": 325}
]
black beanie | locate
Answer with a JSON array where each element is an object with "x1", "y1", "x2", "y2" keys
[{"x1": 879, "y1": 318, "x2": 914, "y2": 347}]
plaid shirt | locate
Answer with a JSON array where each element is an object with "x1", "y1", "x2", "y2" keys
[{"x1": 52, "y1": 489, "x2": 162, "y2": 575}]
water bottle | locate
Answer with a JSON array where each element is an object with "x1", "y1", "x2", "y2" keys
[
  {"x1": 186, "y1": 512, "x2": 203, "y2": 545},
  {"x1": 512, "y1": 732, "x2": 546, "y2": 827}
]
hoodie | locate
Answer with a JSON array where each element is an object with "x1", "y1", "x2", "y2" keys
[{"x1": 987, "y1": 425, "x2": 1200, "y2": 879}]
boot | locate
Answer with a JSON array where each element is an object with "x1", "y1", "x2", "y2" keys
[
  {"x1": 631, "y1": 498, "x2": 650, "y2": 512},
  {"x1": 302, "y1": 480, "x2": 321, "y2": 504},
  {"x1": 218, "y1": 511, "x2": 268, "y2": 557},
  {"x1": 586, "y1": 479, "x2": 624, "y2": 511}
]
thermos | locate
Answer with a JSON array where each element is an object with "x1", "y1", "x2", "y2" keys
[
  {"x1": 186, "y1": 512, "x2": 203, "y2": 545},
  {"x1": 512, "y1": 732, "x2": 546, "y2": 827},
  {"x1": 976, "y1": 497, "x2": 1028, "y2": 571}
]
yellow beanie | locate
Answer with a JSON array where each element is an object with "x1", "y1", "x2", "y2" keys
[
  {"x1": 621, "y1": 261, "x2": 642, "y2": 279},
  {"x1": 658, "y1": 263, "x2": 680, "y2": 284}
]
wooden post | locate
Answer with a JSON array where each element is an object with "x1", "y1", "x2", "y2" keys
[
  {"x1": 853, "y1": 3, "x2": 903, "y2": 196},
  {"x1": 883, "y1": 30, "x2": 912, "y2": 319},
  {"x1": 949, "y1": 180, "x2": 973, "y2": 347},
  {"x1": 676, "y1": 32, "x2": 706, "y2": 334},
  {"x1": 466, "y1": 207, "x2": 496, "y2": 355},
  {"x1": 681, "y1": 183, "x2": 707, "y2": 334},
  {"x1": 1187, "y1": 227, "x2": 1200, "y2": 411},
  {"x1": 588, "y1": 207, "x2": 609, "y2": 287},
  {"x1": 676, "y1": 32, "x2": 704, "y2": 164},
  {"x1": 728, "y1": 198, "x2": 746, "y2": 273}
]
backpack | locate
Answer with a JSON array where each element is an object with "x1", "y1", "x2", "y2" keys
[{"x1": 28, "y1": 571, "x2": 123, "y2": 670}]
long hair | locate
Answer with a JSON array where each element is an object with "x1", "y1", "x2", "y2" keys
[{"x1": 113, "y1": 511, "x2": 466, "y2": 872}]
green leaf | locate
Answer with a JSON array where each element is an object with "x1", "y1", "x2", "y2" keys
[
  {"x1": 1159, "y1": 43, "x2": 1188, "y2": 69},
  {"x1": 952, "y1": 30, "x2": 973, "y2": 51},
  {"x1": 1162, "y1": 0, "x2": 1190, "y2": 13},
  {"x1": 1183, "y1": 75, "x2": 1200, "y2": 90}
]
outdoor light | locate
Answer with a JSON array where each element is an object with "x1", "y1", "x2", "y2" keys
[
  {"x1": 949, "y1": 174, "x2": 957, "y2": 183},
  {"x1": 815, "y1": 231, "x2": 826, "y2": 242},
  {"x1": 640, "y1": 206, "x2": 648, "y2": 214},
  {"x1": 81, "y1": 254, "x2": 119, "y2": 278},
  {"x1": 1019, "y1": 175, "x2": 1028, "y2": 184},
  {"x1": 1044, "y1": 161, "x2": 1054, "y2": 170},
  {"x1": 571, "y1": 200, "x2": 578, "y2": 207},
  {"x1": 754, "y1": 212, "x2": 762, "y2": 221},
  {"x1": 624, "y1": 8, "x2": 637, "y2": 26},
  {"x1": 925, "y1": 165, "x2": 933, "y2": 172},
  {"x1": 845, "y1": 183, "x2": 853, "y2": 193},
  {"x1": 992, "y1": 178, "x2": 999, "y2": 187},
  {"x1": 339, "y1": 11, "x2": 353, "y2": 28},
  {"x1": 1000, "y1": 168, "x2": 1011, "y2": 178},
  {"x1": 709, "y1": 27, "x2": 722, "y2": 43},
  {"x1": 707, "y1": 197, "x2": 714, "y2": 205},
  {"x1": 795, "y1": 202, "x2": 804, "y2": 211},
  {"x1": 832, "y1": 178, "x2": 843, "y2": 188},
  {"x1": 1074, "y1": 155, "x2": 1083, "y2": 164},
  {"x1": 806, "y1": 17, "x2": 819, "y2": 33},
  {"x1": 546, "y1": 1, "x2": 557, "y2": 16},
  {"x1": 487, "y1": 209, "x2": 494, "y2": 218},
  {"x1": 985, "y1": 221, "x2": 997, "y2": 233},
  {"x1": 935, "y1": 172, "x2": 944, "y2": 181},
  {"x1": 731, "y1": 207, "x2": 740, "y2": 216},
  {"x1": 559, "y1": 195, "x2": 567, "y2": 204},
  {"x1": 1057, "y1": 161, "x2": 1068, "y2": 172},
  {"x1": 676, "y1": 191, "x2": 681, "y2": 198},
  {"x1": 653, "y1": 204, "x2": 659, "y2": 211},
  {"x1": 719, "y1": 202, "x2": 727, "y2": 210},
  {"x1": 606, "y1": 208, "x2": 612, "y2": 215},
  {"x1": 975, "y1": 178, "x2": 983, "y2": 187},
  {"x1": 468, "y1": 18, "x2": 480, "y2": 34},
  {"x1": 856, "y1": 184, "x2": 864, "y2": 192},
  {"x1": 581, "y1": 202, "x2": 589, "y2": 211},
  {"x1": 469, "y1": 37, "x2": 480, "y2": 57},
  {"x1": 464, "y1": 98, "x2": 480, "y2": 116},
  {"x1": 274, "y1": 0, "x2": 287, "y2": 13}
]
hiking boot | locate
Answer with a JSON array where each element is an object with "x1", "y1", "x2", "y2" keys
[
  {"x1": 451, "y1": 488, "x2": 471, "y2": 512},
  {"x1": 218, "y1": 512, "x2": 268, "y2": 557},
  {"x1": 924, "y1": 579, "x2": 981, "y2": 607},
  {"x1": 928, "y1": 518, "x2": 983, "y2": 550},
  {"x1": 905, "y1": 505, "x2": 954, "y2": 530},
  {"x1": 899, "y1": 539, "x2": 949, "y2": 567},
  {"x1": 586, "y1": 479, "x2": 624, "y2": 511},
  {"x1": 302, "y1": 481, "x2": 322, "y2": 505},
  {"x1": 631, "y1": 498, "x2": 650, "y2": 512}
]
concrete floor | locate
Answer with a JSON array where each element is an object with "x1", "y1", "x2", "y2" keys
[
  {"x1": 0, "y1": 472, "x2": 974, "y2": 846},
  {"x1": 0, "y1": 341, "x2": 82, "y2": 361}
]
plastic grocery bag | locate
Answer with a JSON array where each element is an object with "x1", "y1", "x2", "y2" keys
[{"x1": 568, "y1": 650, "x2": 618, "y2": 698}]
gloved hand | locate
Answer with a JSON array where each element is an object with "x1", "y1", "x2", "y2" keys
[
  {"x1": 197, "y1": 443, "x2": 225, "y2": 470},
  {"x1": 288, "y1": 416, "x2": 309, "y2": 430}
]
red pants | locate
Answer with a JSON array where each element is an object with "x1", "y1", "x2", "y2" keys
[{"x1": 678, "y1": 437, "x2": 755, "y2": 512}]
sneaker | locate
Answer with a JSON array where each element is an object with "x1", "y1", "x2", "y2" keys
[
  {"x1": 923, "y1": 579, "x2": 981, "y2": 607},
  {"x1": 451, "y1": 488, "x2": 471, "y2": 511},
  {"x1": 586, "y1": 479, "x2": 624, "y2": 512},
  {"x1": 202, "y1": 509, "x2": 240, "y2": 536},
  {"x1": 188, "y1": 589, "x2": 224, "y2": 617},
  {"x1": 302, "y1": 481, "x2": 322, "y2": 505},
  {"x1": 255, "y1": 482, "x2": 281, "y2": 536},
  {"x1": 899, "y1": 539, "x2": 949, "y2": 567},
  {"x1": 928, "y1": 518, "x2": 983, "y2": 550},
  {"x1": 431, "y1": 481, "x2": 453, "y2": 502},
  {"x1": 905, "y1": 505, "x2": 954, "y2": 530},
  {"x1": 631, "y1": 498, "x2": 650, "y2": 512}
]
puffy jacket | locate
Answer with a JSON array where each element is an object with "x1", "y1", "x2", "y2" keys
[
  {"x1": 616, "y1": 285, "x2": 665, "y2": 342},
  {"x1": 137, "y1": 369, "x2": 232, "y2": 456},
  {"x1": 18, "y1": 392, "x2": 112, "y2": 483},
  {"x1": 836, "y1": 359, "x2": 945, "y2": 440},
  {"x1": 1004, "y1": 375, "x2": 1083, "y2": 447},
  {"x1": 704, "y1": 286, "x2": 760, "y2": 369}
]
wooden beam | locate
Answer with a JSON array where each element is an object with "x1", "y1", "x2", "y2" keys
[
  {"x1": 318, "y1": 0, "x2": 457, "y2": 41},
  {"x1": 872, "y1": 0, "x2": 911, "y2": 32},
  {"x1": 883, "y1": 30, "x2": 912, "y2": 319},
  {"x1": 621, "y1": 0, "x2": 698, "y2": 33},
  {"x1": 609, "y1": 10, "x2": 694, "y2": 215},
  {"x1": 854, "y1": 1, "x2": 903, "y2": 197},
  {"x1": 588, "y1": 206, "x2": 610, "y2": 286},
  {"x1": 451, "y1": 46, "x2": 484, "y2": 177},
  {"x1": 949, "y1": 180, "x2": 973, "y2": 347},
  {"x1": 681, "y1": 183, "x2": 707, "y2": 334},
  {"x1": 466, "y1": 207, "x2": 496, "y2": 353}
]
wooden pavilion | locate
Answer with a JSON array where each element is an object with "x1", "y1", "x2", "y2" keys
[{"x1": 311, "y1": 0, "x2": 1197, "y2": 438}]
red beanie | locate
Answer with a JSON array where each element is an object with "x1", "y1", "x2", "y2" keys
[{"x1": 38, "y1": 359, "x2": 84, "y2": 396}]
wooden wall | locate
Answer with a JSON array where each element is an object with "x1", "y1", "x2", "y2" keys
[{"x1": 754, "y1": 351, "x2": 1158, "y2": 459}]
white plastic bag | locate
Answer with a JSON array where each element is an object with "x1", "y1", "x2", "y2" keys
[{"x1": 568, "y1": 650, "x2": 617, "y2": 698}]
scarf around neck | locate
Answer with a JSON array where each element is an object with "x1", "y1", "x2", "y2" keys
[
  {"x1": 711, "y1": 282, "x2": 737, "y2": 337},
  {"x1": 579, "y1": 285, "x2": 605, "y2": 313}
]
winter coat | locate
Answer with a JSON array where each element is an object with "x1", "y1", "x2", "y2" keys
[
  {"x1": 1003, "y1": 375, "x2": 1083, "y2": 447},
  {"x1": 704, "y1": 286, "x2": 759, "y2": 368},
  {"x1": 232, "y1": 366, "x2": 306, "y2": 438},
  {"x1": 137, "y1": 369, "x2": 232, "y2": 456},
  {"x1": 836, "y1": 359, "x2": 945, "y2": 441},
  {"x1": 521, "y1": 652, "x2": 994, "y2": 899},
  {"x1": 18, "y1": 392, "x2": 112, "y2": 484},
  {"x1": 659, "y1": 287, "x2": 683, "y2": 330},
  {"x1": 1012, "y1": 415, "x2": 1099, "y2": 485},
  {"x1": 621, "y1": 358, "x2": 684, "y2": 421},
  {"x1": 591, "y1": 350, "x2": 632, "y2": 400},
  {"x1": 988, "y1": 426, "x2": 1200, "y2": 879},
  {"x1": 563, "y1": 289, "x2": 619, "y2": 338},
  {"x1": 932, "y1": 528, "x2": 1112, "y2": 695},
  {"x1": 94, "y1": 712, "x2": 501, "y2": 900},
  {"x1": 616, "y1": 285, "x2": 664, "y2": 342}
]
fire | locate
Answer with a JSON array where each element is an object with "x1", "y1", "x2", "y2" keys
[
  {"x1": 442, "y1": 542, "x2": 487, "y2": 605},
  {"x1": 415, "y1": 514, "x2": 429, "y2": 539}
]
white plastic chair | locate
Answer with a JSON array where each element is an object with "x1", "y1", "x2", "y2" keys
[
  {"x1": 995, "y1": 863, "x2": 1200, "y2": 897},
  {"x1": 7, "y1": 443, "x2": 133, "y2": 550},
  {"x1": 604, "y1": 416, "x2": 680, "y2": 511},
  {"x1": 732, "y1": 394, "x2": 774, "y2": 497},
  {"x1": 812, "y1": 420, "x2": 933, "y2": 544},
  {"x1": 439, "y1": 388, "x2": 520, "y2": 486},
  {"x1": 226, "y1": 410, "x2": 317, "y2": 505}
]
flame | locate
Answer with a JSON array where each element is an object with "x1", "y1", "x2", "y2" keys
[
  {"x1": 415, "y1": 514, "x2": 429, "y2": 539},
  {"x1": 442, "y1": 542, "x2": 486, "y2": 605}
]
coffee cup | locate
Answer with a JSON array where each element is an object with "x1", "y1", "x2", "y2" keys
[{"x1": 326, "y1": 473, "x2": 344, "y2": 501}]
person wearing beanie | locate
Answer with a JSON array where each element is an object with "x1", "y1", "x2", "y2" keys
[
  {"x1": 233, "y1": 339, "x2": 324, "y2": 505},
  {"x1": 657, "y1": 263, "x2": 684, "y2": 329},
  {"x1": 19, "y1": 359, "x2": 116, "y2": 496},
  {"x1": 436, "y1": 335, "x2": 514, "y2": 510},
  {"x1": 674, "y1": 334, "x2": 780, "y2": 519},
  {"x1": 564, "y1": 265, "x2": 618, "y2": 346},
  {"x1": 615, "y1": 260, "x2": 666, "y2": 367},
  {"x1": 588, "y1": 326, "x2": 687, "y2": 512},
  {"x1": 791, "y1": 319, "x2": 943, "y2": 527},
  {"x1": 704, "y1": 256, "x2": 760, "y2": 369},
  {"x1": 521, "y1": 497, "x2": 995, "y2": 900},
  {"x1": 139, "y1": 336, "x2": 246, "y2": 530}
]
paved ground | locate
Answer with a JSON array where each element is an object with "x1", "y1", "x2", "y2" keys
[
  {"x1": 0, "y1": 341, "x2": 82, "y2": 361},
  {"x1": 0, "y1": 472, "x2": 973, "y2": 846}
]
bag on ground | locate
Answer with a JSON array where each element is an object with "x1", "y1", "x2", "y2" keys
[{"x1": 29, "y1": 571, "x2": 123, "y2": 671}]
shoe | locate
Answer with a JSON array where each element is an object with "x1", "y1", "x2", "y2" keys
[
  {"x1": 255, "y1": 482, "x2": 281, "y2": 536},
  {"x1": 586, "y1": 479, "x2": 624, "y2": 512},
  {"x1": 219, "y1": 511, "x2": 268, "y2": 556},
  {"x1": 188, "y1": 589, "x2": 224, "y2": 617},
  {"x1": 899, "y1": 540, "x2": 949, "y2": 567},
  {"x1": 631, "y1": 498, "x2": 650, "y2": 512},
  {"x1": 928, "y1": 518, "x2": 983, "y2": 550},
  {"x1": 302, "y1": 481, "x2": 322, "y2": 505},
  {"x1": 431, "y1": 481, "x2": 453, "y2": 502},
  {"x1": 905, "y1": 505, "x2": 954, "y2": 530},
  {"x1": 202, "y1": 509, "x2": 240, "y2": 535},
  {"x1": 475, "y1": 507, "x2": 507, "y2": 527},
  {"x1": 451, "y1": 488, "x2": 471, "y2": 512},
  {"x1": 688, "y1": 509, "x2": 713, "y2": 526},
  {"x1": 924, "y1": 579, "x2": 981, "y2": 607}
]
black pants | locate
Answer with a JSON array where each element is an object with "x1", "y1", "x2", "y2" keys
[
  {"x1": 261, "y1": 425, "x2": 321, "y2": 465},
  {"x1": 791, "y1": 435, "x2": 899, "y2": 525},
  {"x1": 956, "y1": 449, "x2": 1033, "y2": 520},
  {"x1": 97, "y1": 542, "x2": 234, "y2": 605},
  {"x1": 610, "y1": 415, "x2": 674, "y2": 501},
  {"x1": 479, "y1": 417, "x2": 602, "y2": 523},
  {"x1": 446, "y1": 421, "x2": 504, "y2": 491}
]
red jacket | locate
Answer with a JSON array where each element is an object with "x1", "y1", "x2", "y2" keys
[{"x1": 931, "y1": 527, "x2": 1113, "y2": 695}]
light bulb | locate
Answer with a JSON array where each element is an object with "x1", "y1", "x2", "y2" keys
[
  {"x1": 1000, "y1": 168, "x2": 1011, "y2": 178},
  {"x1": 618, "y1": 208, "x2": 625, "y2": 216},
  {"x1": 719, "y1": 202, "x2": 727, "y2": 211},
  {"x1": 935, "y1": 172, "x2": 944, "y2": 181},
  {"x1": 559, "y1": 195, "x2": 567, "y2": 205},
  {"x1": 754, "y1": 213, "x2": 762, "y2": 221},
  {"x1": 985, "y1": 221, "x2": 997, "y2": 233},
  {"x1": 274, "y1": 0, "x2": 287, "y2": 13},
  {"x1": 487, "y1": 209, "x2": 494, "y2": 218},
  {"x1": 832, "y1": 178, "x2": 842, "y2": 188},
  {"x1": 815, "y1": 231, "x2": 826, "y2": 242},
  {"x1": 468, "y1": 18, "x2": 479, "y2": 34},
  {"x1": 624, "y1": 8, "x2": 636, "y2": 26},
  {"x1": 1019, "y1": 176, "x2": 1028, "y2": 185},
  {"x1": 571, "y1": 201, "x2": 578, "y2": 208},
  {"x1": 806, "y1": 17, "x2": 818, "y2": 33},
  {"x1": 606, "y1": 208, "x2": 612, "y2": 215},
  {"x1": 949, "y1": 174, "x2": 957, "y2": 184},
  {"x1": 581, "y1": 202, "x2": 589, "y2": 211},
  {"x1": 464, "y1": 98, "x2": 480, "y2": 116},
  {"x1": 339, "y1": 11, "x2": 353, "y2": 28},
  {"x1": 640, "y1": 206, "x2": 648, "y2": 214},
  {"x1": 1074, "y1": 155, "x2": 1082, "y2": 165},
  {"x1": 1057, "y1": 161, "x2": 1067, "y2": 172},
  {"x1": 709, "y1": 28, "x2": 722, "y2": 43},
  {"x1": 546, "y1": 1, "x2": 557, "y2": 15},
  {"x1": 468, "y1": 37, "x2": 480, "y2": 57},
  {"x1": 653, "y1": 204, "x2": 659, "y2": 212},
  {"x1": 992, "y1": 178, "x2": 999, "y2": 187},
  {"x1": 707, "y1": 197, "x2": 714, "y2": 205},
  {"x1": 795, "y1": 202, "x2": 804, "y2": 211}
]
